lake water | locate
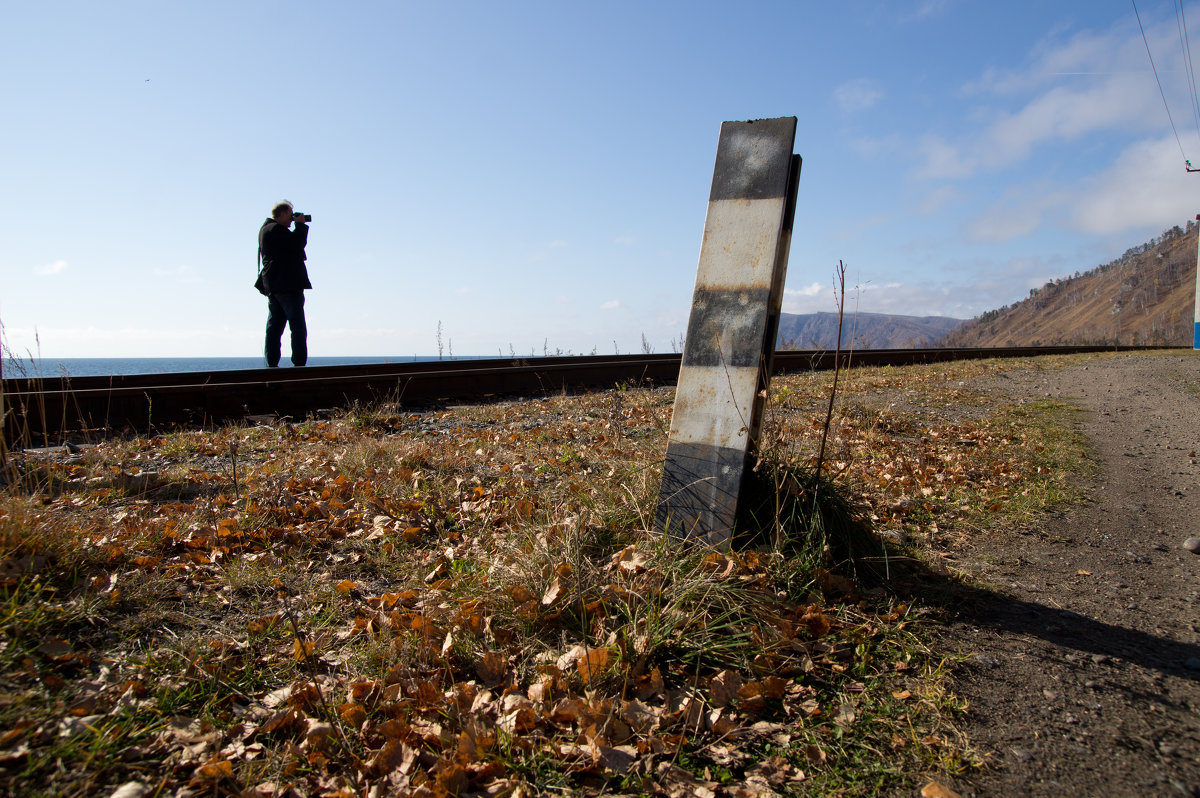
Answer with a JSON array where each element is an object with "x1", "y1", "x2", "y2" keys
[{"x1": 2, "y1": 356, "x2": 469, "y2": 378}]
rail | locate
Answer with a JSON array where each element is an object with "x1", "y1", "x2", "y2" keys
[{"x1": 2, "y1": 345, "x2": 1185, "y2": 444}]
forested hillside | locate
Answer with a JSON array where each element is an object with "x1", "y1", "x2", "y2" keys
[{"x1": 939, "y1": 221, "x2": 1198, "y2": 347}]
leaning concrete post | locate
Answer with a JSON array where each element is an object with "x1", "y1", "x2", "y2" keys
[
  {"x1": 655, "y1": 117, "x2": 800, "y2": 545},
  {"x1": 1193, "y1": 214, "x2": 1200, "y2": 349}
]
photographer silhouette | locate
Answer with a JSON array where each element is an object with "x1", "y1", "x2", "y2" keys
[{"x1": 257, "y1": 200, "x2": 312, "y2": 367}]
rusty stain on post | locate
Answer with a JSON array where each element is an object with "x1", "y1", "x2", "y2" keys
[{"x1": 656, "y1": 117, "x2": 800, "y2": 545}]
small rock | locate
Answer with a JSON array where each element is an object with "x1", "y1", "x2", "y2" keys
[
  {"x1": 117, "y1": 471, "x2": 162, "y2": 493},
  {"x1": 1182, "y1": 537, "x2": 1200, "y2": 554},
  {"x1": 1010, "y1": 747, "x2": 1033, "y2": 762},
  {"x1": 970, "y1": 653, "x2": 1000, "y2": 669},
  {"x1": 1125, "y1": 551, "x2": 1151, "y2": 564},
  {"x1": 1091, "y1": 654, "x2": 1110, "y2": 665},
  {"x1": 110, "y1": 784, "x2": 149, "y2": 798}
]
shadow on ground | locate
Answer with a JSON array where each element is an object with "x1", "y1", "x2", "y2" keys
[{"x1": 893, "y1": 559, "x2": 1200, "y2": 681}]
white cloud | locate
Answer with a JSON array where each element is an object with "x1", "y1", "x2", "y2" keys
[
  {"x1": 906, "y1": 0, "x2": 949, "y2": 22},
  {"x1": 847, "y1": 133, "x2": 902, "y2": 159},
  {"x1": 781, "y1": 250, "x2": 1088, "y2": 321},
  {"x1": 833, "y1": 79, "x2": 883, "y2": 113},
  {"x1": 913, "y1": 136, "x2": 974, "y2": 180},
  {"x1": 0, "y1": 324, "x2": 256, "y2": 357},
  {"x1": 916, "y1": 16, "x2": 1177, "y2": 180},
  {"x1": 787, "y1": 281, "x2": 825, "y2": 298},
  {"x1": 35, "y1": 259, "x2": 68, "y2": 276},
  {"x1": 1069, "y1": 134, "x2": 1198, "y2": 235},
  {"x1": 962, "y1": 184, "x2": 1069, "y2": 243},
  {"x1": 980, "y1": 73, "x2": 1157, "y2": 166},
  {"x1": 783, "y1": 279, "x2": 953, "y2": 317},
  {"x1": 964, "y1": 204, "x2": 1044, "y2": 243},
  {"x1": 781, "y1": 286, "x2": 833, "y2": 315},
  {"x1": 600, "y1": 300, "x2": 620, "y2": 310},
  {"x1": 962, "y1": 28, "x2": 1125, "y2": 96},
  {"x1": 916, "y1": 185, "x2": 961, "y2": 215},
  {"x1": 614, "y1": 235, "x2": 635, "y2": 246},
  {"x1": 829, "y1": 212, "x2": 892, "y2": 241}
]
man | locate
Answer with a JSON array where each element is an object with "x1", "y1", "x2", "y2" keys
[{"x1": 258, "y1": 200, "x2": 312, "y2": 367}]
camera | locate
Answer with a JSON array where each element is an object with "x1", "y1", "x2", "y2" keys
[{"x1": 293, "y1": 212, "x2": 311, "y2": 223}]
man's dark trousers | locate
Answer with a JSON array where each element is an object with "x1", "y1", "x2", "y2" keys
[{"x1": 265, "y1": 291, "x2": 307, "y2": 367}]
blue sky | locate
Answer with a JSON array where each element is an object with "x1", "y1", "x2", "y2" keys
[{"x1": 4, "y1": 1, "x2": 1200, "y2": 359}]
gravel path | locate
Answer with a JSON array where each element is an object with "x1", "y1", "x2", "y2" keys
[{"x1": 941, "y1": 354, "x2": 1200, "y2": 796}]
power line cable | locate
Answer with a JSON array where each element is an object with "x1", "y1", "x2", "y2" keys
[
  {"x1": 1133, "y1": 0, "x2": 1192, "y2": 167},
  {"x1": 1173, "y1": 0, "x2": 1200, "y2": 148}
]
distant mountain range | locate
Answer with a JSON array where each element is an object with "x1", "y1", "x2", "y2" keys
[
  {"x1": 775, "y1": 219, "x2": 1199, "y2": 351},
  {"x1": 776, "y1": 311, "x2": 964, "y2": 350}
]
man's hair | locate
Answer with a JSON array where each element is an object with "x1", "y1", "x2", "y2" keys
[{"x1": 271, "y1": 201, "x2": 293, "y2": 218}]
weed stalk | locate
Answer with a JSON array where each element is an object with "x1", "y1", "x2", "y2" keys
[
  {"x1": 280, "y1": 596, "x2": 355, "y2": 756},
  {"x1": 229, "y1": 440, "x2": 240, "y2": 499},
  {"x1": 815, "y1": 260, "x2": 848, "y2": 477}
]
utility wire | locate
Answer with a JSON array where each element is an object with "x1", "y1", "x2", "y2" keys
[
  {"x1": 1133, "y1": 0, "x2": 1192, "y2": 166},
  {"x1": 1173, "y1": 0, "x2": 1200, "y2": 148}
]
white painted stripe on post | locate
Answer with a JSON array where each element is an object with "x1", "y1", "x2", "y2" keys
[
  {"x1": 694, "y1": 199, "x2": 789, "y2": 291},
  {"x1": 665, "y1": 366, "x2": 759, "y2": 450}
]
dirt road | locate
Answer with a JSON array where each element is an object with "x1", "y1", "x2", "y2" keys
[{"x1": 941, "y1": 353, "x2": 1200, "y2": 796}]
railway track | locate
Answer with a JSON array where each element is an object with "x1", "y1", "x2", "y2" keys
[{"x1": 2, "y1": 345, "x2": 1182, "y2": 445}]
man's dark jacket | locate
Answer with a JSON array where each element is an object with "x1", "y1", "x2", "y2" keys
[{"x1": 258, "y1": 218, "x2": 311, "y2": 294}]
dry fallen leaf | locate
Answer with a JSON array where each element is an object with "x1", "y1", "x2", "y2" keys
[
  {"x1": 193, "y1": 758, "x2": 234, "y2": 781},
  {"x1": 476, "y1": 651, "x2": 508, "y2": 686},
  {"x1": 338, "y1": 702, "x2": 367, "y2": 728},
  {"x1": 575, "y1": 647, "x2": 610, "y2": 685},
  {"x1": 541, "y1": 577, "x2": 565, "y2": 606},
  {"x1": 709, "y1": 669, "x2": 743, "y2": 708},
  {"x1": 801, "y1": 606, "x2": 831, "y2": 638},
  {"x1": 921, "y1": 781, "x2": 962, "y2": 798},
  {"x1": 292, "y1": 639, "x2": 315, "y2": 662},
  {"x1": 507, "y1": 585, "x2": 535, "y2": 603}
]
